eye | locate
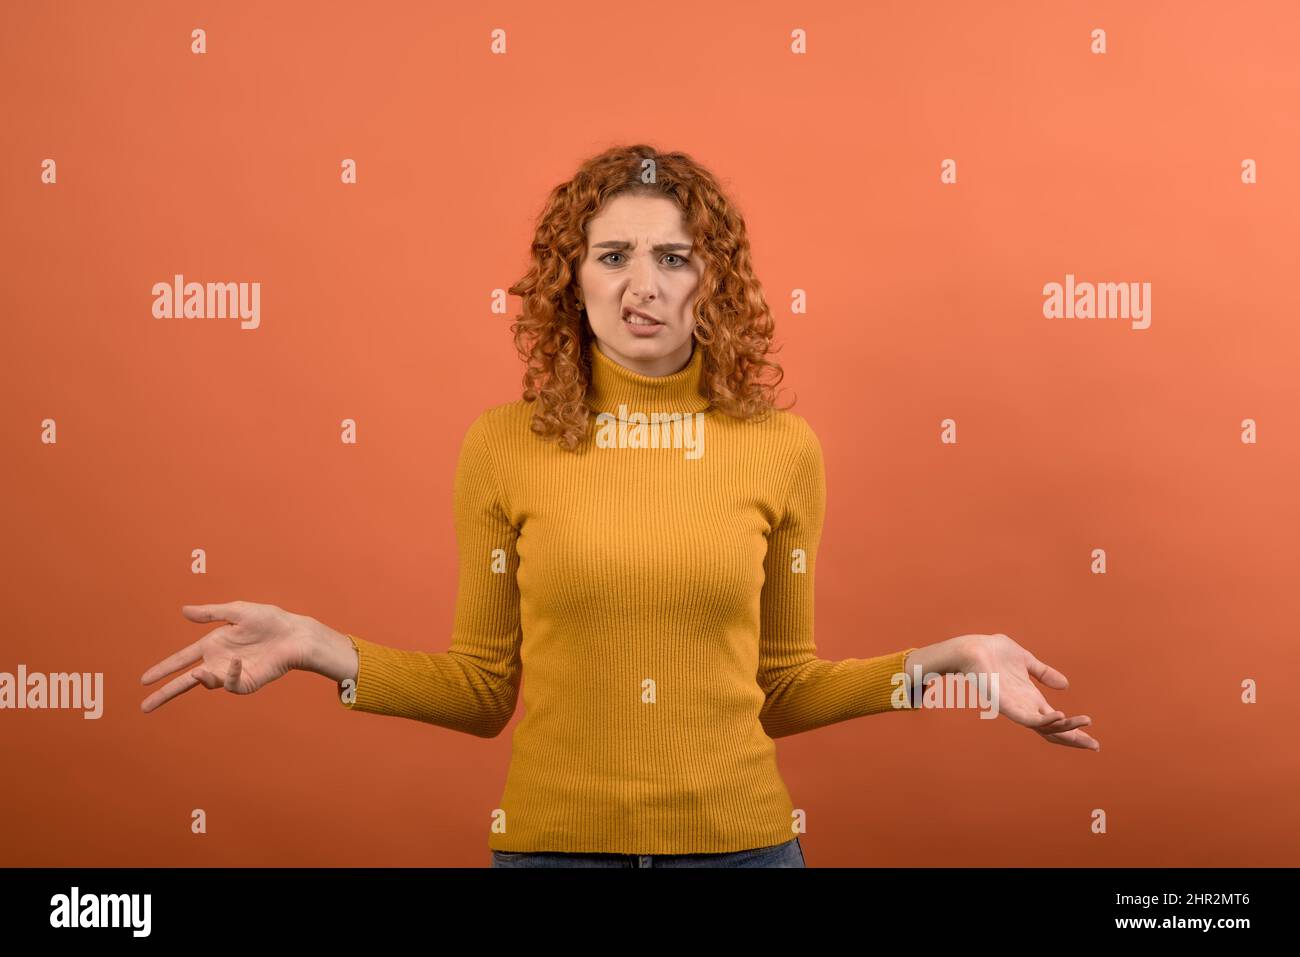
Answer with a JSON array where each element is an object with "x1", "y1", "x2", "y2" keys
[{"x1": 597, "y1": 252, "x2": 691, "y2": 267}]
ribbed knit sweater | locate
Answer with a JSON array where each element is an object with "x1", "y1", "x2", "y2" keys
[{"x1": 339, "y1": 338, "x2": 919, "y2": 854}]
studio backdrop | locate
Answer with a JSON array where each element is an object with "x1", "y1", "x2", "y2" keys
[{"x1": 2, "y1": 0, "x2": 1297, "y2": 866}]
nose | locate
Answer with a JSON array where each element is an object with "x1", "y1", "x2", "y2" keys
[{"x1": 628, "y1": 254, "x2": 657, "y2": 302}]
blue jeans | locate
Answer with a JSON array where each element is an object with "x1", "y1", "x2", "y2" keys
[{"x1": 490, "y1": 836, "x2": 805, "y2": 868}]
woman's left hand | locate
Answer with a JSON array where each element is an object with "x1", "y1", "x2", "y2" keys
[{"x1": 960, "y1": 634, "x2": 1100, "y2": 751}]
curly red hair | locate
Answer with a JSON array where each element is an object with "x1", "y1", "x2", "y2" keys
[{"x1": 507, "y1": 144, "x2": 793, "y2": 451}]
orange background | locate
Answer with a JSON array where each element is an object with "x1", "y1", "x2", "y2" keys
[{"x1": 2, "y1": 0, "x2": 1297, "y2": 866}]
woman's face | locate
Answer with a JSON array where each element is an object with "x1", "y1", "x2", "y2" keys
[{"x1": 576, "y1": 192, "x2": 703, "y2": 377}]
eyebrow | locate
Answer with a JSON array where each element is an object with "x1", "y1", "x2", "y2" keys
[{"x1": 592, "y1": 241, "x2": 693, "y2": 252}]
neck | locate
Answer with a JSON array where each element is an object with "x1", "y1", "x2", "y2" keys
[{"x1": 585, "y1": 338, "x2": 710, "y2": 416}]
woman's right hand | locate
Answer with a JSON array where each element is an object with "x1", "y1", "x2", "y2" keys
[{"x1": 140, "y1": 601, "x2": 312, "y2": 713}]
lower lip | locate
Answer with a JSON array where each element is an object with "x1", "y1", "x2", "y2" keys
[{"x1": 623, "y1": 315, "x2": 664, "y2": 336}]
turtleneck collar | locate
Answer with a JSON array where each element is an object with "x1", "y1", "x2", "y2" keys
[{"x1": 585, "y1": 338, "x2": 711, "y2": 416}]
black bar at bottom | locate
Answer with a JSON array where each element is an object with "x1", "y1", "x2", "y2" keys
[{"x1": 0, "y1": 866, "x2": 1290, "y2": 941}]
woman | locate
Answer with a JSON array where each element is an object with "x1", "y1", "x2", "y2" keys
[{"x1": 140, "y1": 145, "x2": 1099, "y2": 868}]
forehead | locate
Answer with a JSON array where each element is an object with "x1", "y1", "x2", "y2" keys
[{"x1": 587, "y1": 192, "x2": 689, "y2": 240}]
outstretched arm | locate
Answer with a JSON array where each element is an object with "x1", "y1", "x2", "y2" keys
[
  {"x1": 756, "y1": 418, "x2": 1099, "y2": 750},
  {"x1": 306, "y1": 411, "x2": 523, "y2": 738}
]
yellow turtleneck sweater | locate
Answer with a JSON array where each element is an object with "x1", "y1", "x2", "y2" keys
[{"x1": 339, "y1": 338, "x2": 919, "y2": 855}]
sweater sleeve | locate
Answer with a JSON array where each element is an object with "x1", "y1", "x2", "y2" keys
[
  {"x1": 336, "y1": 412, "x2": 523, "y2": 738},
  {"x1": 757, "y1": 416, "x2": 919, "y2": 739}
]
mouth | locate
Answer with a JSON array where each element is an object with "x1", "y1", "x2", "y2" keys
[{"x1": 623, "y1": 308, "x2": 663, "y2": 326}]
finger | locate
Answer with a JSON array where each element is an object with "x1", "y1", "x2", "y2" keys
[
  {"x1": 142, "y1": 639, "x2": 204, "y2": 685},
  {"x1": 140, "y1": 671, "x2": 202, "y2": 713},
  {"x1": 191, "y1": 668, "x2": 222, "y2": 690},
  {"x1": 142, "y1": 622, "x2": 235, "y2": 684},
  {"x1": 1036, "y1": 715, "x2": 1091, "y2": 734},
  {"x1": 997, "y1": 697, "x2": 1064, "y2": 729},
  {"x1": 1043, "y1": 728, "x2": 1100, "y2": 750},
  {"x1": 1032, "y1": 707, "x2": 1066, "y2": 727},
  {"x1": 1026, "y1": 654, "x2": 1069, "y2": 691},
  {"x1": 224, "y1": 657, "x2": 243, "y2": 692},
  {"x1": 1069, "y1": 729, "x2": 1100, "y2": 750},
  {"x1": 182, "y1": 602, "x2": 245, "y2": 625}
]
